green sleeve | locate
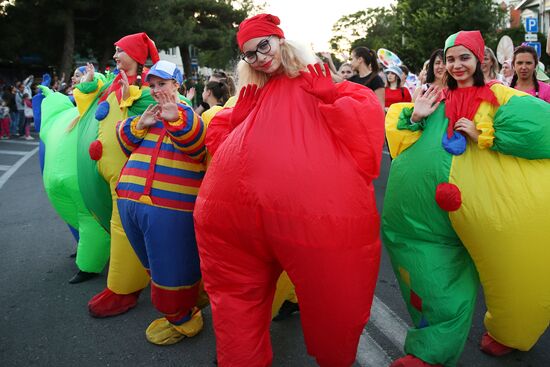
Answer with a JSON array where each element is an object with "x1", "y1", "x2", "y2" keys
[
  {"x1": 75, "y1": 80, "x2": 99, "y2": 94},
  {"x1": 128, "y1": 87, "x2": 156, "y2": 116},
  {"x1": 396, "y1": 107, "x2": 426, "y2": 132},
  {"x1": 492, "y1": 94, "x2": 550, "y2": 159}
]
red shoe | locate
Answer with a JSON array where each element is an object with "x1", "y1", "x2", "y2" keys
[
  {"x1": 390, "y1": 355, "x2": 443, "y2": 367},
  {"x1": 480, "y1": 332, "x2": 515, "y2": 356},
  {"x1": 88, "y1": 288, "x2": 142, "y2": 318}
]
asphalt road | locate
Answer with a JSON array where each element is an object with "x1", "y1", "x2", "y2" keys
[{"x1": 0, "y1": 137, "x2": 548, "y2": 366}]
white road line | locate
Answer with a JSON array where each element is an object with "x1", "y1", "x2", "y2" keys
[
  {"x1": 0, "y1": 147, "x2": 38, "y2": 190},
  {"x1": 0, "y1": 165, "x2": 10, "y2": 171},
  {"x1": 0, "y1": 140, "x2": 39, "y2": 146},
  {"x1": 356, "y1": 329, "x2": 393, "y2": 367},
  {"x1": 370, "y1": 296, "x2": 409, "y2": 351},
  {"x1": 0, "y1": 150, "x2": 28, "y2": 156}
]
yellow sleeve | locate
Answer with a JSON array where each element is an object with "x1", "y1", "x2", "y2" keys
[
  {"x1": 201, "y1": 105, "x2": 224, "y2": 128},
  {"x1": 119, "y1": 85, "x2": 143, "y2": 108},
  {"x1": 474, "y1": 84, "x2": 529, "y2": 150},
  {"x1": 73, "y1": 79, "x2": 104, "y2": 116},
  {"x1": 385, "y1": 102, "x2": 422, "y2": 158}
]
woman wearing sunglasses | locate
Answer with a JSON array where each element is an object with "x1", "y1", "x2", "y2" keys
[{"x1": 194, "y1": 13, "x2": 385, "y2": 367}]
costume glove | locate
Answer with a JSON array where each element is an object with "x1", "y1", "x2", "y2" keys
[
  {"x1": 230, "y1": 84, "x2": 259, "y2": 127},
  {"x1": 299, "y1": 63, "x2": 338, "y2": 104}
]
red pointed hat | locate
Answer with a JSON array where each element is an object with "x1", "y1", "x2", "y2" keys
[
  {"x1": 237, "y1": 14, "x2": 285, "y2": 51},
  {"x1": 444, "y1": 30, "x2": 485, "y2": 62},
  {"x1": 115, "y1": 32, "x2": 160, "y2": 65}
]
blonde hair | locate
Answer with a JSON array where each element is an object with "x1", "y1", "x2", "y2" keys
[
  {"x1": 235, "y1": 38, "x2": 316, "y2": 91},
  {"x1": 484, "y1": 46, "x2": 500, "y2": 79}
]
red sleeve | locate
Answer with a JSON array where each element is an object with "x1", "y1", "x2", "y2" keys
[
  {"x1": 318, "y1": 81, "x2": 386, "y2": 182},
  {"x1": 404, "y1": 87, "x2": 412, "y2": 102},
  {"x1": 205, "y1": 108, "x2": 234, "y2": 157}
]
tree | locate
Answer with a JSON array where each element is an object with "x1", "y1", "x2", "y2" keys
[
  {"x1": 0, "y1": 0, "x2": 254, "y2": 80},
  {"x1": 330, "y1": 0, "x2": 506, "y2": 72},
  {"x1": 330, "y1": 8, "x2": 399, "y2": 62}
]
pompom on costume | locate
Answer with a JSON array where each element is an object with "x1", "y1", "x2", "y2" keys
[
  {"x1": 194, "y1": 14, "x2": 385, "y2": 366},
  {"x1": 73, "y1": 33, "x2": 160, "y2": 317},
  {"x1": 383, "y1": 30, "x2": 550, "y2": 366}
]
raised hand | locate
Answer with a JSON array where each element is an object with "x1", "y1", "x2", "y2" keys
[
  {"x1": 83, "y1": 63, "x2": 95, "y2": 83},
  {"x1": 299, "y1": 63, "x2": 337, "y2": 104},
  {"x1": 155, "y1": 91, "x2": 180, "y2": 122},
  {"x1": 136, "y1": 104, "x2": 160, "y2": 130},
  {"x1": 119, "y1": 70, "x2": 130, "y2": 100},
  {"x1": 320, "y1": 52, "x2": 331, "y2": 60},
  {"x1": 230, "y1": 84, "x2": 260, "y2": 127},
  {"x1": 186, "y1": 87, "x2": 196, "y2": 101},
  {"x1": 411, "y1": 85, "x2": 441, "y2": 122}
]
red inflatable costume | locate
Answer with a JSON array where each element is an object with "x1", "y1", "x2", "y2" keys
[{"x1": 194, "y1": 14, "x2": 385, "y2": 367}]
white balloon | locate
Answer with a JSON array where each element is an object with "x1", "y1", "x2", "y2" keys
[{"x1": 497, "y1": 36, "x2": 514, "y2": 65}]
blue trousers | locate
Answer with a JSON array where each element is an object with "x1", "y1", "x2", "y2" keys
[{"x1": 117, "y1": 199, "x2": 201, "y2": 323}]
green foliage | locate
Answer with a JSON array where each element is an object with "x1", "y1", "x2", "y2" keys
[
  {"x1": 330, "y1": 0, "x2": 507, "y2": 72},
  {"x1": 0, "y1": 0, "x2": 254, "y2": 76}
]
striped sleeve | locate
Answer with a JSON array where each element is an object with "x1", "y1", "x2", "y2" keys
[
  {"x1": 163, "y1": 103, "x2": 206, "y2": 161},
  {"x1": 116, "y1": 116, "x2": 148, "y2": 156}
]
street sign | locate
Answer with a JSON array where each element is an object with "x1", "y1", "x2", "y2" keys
[
  {"x1": 525, "y1": 17, "x2": 538, "y2": 33},
  {"x1": 525, "y1": 33, "x2": 538, "y2": 42},
  {"x1": 526, "y1": 42, "x2": 542, "y2": 59}
]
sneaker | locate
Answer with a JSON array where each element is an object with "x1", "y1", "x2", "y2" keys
[
  {"x1": 68, "y1": 270, "x2": 99, "y2": 284},
  {"x1": 0, "y1": 136, "x2": 8, "y2": 140},
  {"x1": 24, "y1": 135, "x2": 34, "y2": 140}
]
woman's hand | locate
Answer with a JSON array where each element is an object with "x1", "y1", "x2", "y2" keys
[
  {"x1": 411, "y1": 85, "x2": 441, "y2": 122},
  {"x1": 186, "y1": 87, "x2": 196, "y2": 101},
  {"x1": 119, "y1": 70, "x2": 130, "y2": 101},
  {"x1": 231, "y1": 84, "x2": 260, "y2": 127},
  {"x1": 83, "y1": 63, "x2": 95, "y2": 83},
  {"x1": 454, "y1": 117, "x2": 480, "y2": 142},
  {"x1": 300, "y1": 63, "x2": 337, "y2": 104},
  {"x1": 136, "y1": 104, "x2": 160, "y2": 130},
  {"x1": 156, "y1": 91, "x2": 180, "y2": 122}
]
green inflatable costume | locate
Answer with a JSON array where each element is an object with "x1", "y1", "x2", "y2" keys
[{"x1": 39, "y1": 87, "x2": 110, "y2": 273}]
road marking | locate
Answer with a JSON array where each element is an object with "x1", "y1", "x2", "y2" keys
[
  {"x1": 0, "y1": 140, "x2": 39, "y2": 146},
  {"x1": 356, "y1": 329, "x2": 393, "y2": 367},
  {"x1": 355, "y1": 296, "x2": 409, "y2": 366},
  {"x1": 0, "y1": 147, "x2": 38, "y2": 190},
  {"x1": 0, "y1": 149, "x2": 28, "y2": 156},
  {"x1": 370, "y1": 296, "x2": 409, "y2": 351}
]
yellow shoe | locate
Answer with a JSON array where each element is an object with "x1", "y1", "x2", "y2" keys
[
  {"x1": 145, "y1": 311, "x2": 203, "y2": 345},
  {"x1": 172, "y1": 309, "x2": 203, "y2": 337}
]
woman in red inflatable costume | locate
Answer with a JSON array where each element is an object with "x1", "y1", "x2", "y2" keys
[{"x1": 194, "y1": 14, "x2": 385, "y2": 366}]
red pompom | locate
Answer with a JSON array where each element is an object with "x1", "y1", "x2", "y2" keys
[
  {"x1": 89, "y1": 140, "x2": 103, "y2": 161},
  {"x1": 435, "y1": 183, "x2": 462, "y2": 212}
]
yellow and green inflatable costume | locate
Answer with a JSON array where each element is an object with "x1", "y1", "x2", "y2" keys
[{"x1": 383, "y1": 83, "x2": 550, "y2": 366}]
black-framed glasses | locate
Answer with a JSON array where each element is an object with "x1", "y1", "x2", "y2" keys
[{"x1": 241, "y1": 36, "x2": 273, "y2": 64}]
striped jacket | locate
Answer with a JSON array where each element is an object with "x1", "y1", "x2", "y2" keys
[{"x1": 116, "y1": 103, "x2": 206, "y2": 211}]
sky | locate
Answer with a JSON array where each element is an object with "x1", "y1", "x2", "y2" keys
[{"x1": 256, "y1": 0, "x2": 395, "y2": 52}]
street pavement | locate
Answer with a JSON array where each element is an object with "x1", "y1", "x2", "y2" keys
[{"x1": 0, "y1": 136, "x2": 548, "y2": 366}]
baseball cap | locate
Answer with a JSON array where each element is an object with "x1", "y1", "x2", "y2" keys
[{"x1": 146, "y1": 60, "x2": 184, "y2": 84}]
